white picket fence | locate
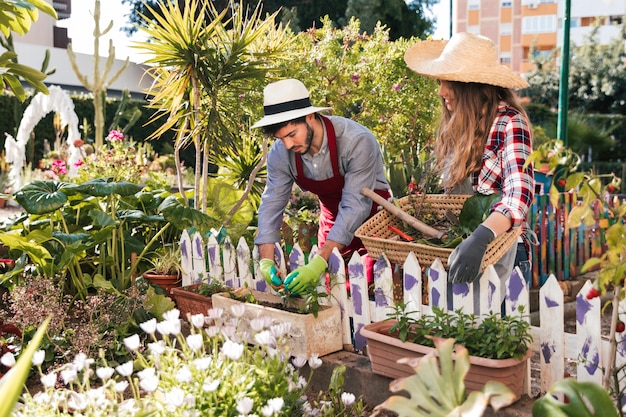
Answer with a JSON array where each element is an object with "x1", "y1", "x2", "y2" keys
[{"x1": 179, "y1": 230, "x2": 624, "y2": 396}]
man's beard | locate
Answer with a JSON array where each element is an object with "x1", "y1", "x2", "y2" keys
[{"x1": 295, "y1": 123, "x2": 314, "y2": 155}]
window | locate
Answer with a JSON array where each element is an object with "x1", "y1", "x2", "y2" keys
[
  {"x1": 501, "y1": 23, "x2": 512, "y2": 35},
  {"x1": 502, "y1": 1, "x2": 512, "y2": 6},
  {"x1": 522, "y1": 15, "x2": 558, "y2": 34},
  {"x1": 468, "y1": 0, "x2": 480, "y2": 9}
]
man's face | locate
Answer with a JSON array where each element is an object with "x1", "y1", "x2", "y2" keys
[{"x1": 274, "y1": 120, "x2": 314, "y2": 155}]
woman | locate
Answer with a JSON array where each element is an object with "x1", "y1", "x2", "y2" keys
[{"x1": 404, "y1": 32, "x2": 535, "y2": 287}]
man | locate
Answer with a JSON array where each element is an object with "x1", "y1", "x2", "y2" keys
[{"x1": 252, "y1": 78, "x2": 391, "y2": 295}]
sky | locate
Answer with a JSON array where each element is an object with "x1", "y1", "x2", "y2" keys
[
  {"x1": 59, "y1": 0, "x2": 450, "y2": 64},
  {"x1": 57, "y1": 0, "x2": 147, "y2": 63}
]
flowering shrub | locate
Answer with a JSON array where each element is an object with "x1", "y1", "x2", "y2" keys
[
  {"x1": 73, "y1": 130, "x2": 165, "y2": 186},
  {"x1": 9, "y1": 307, "x2": 363, "y2": 416},
  {"x1": 4, "y1": 274, "x2": 155, "y2": 369}
]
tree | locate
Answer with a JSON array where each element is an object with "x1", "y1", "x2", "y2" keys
[
  {"x1": 524, "y1": 23, "x2": 626, "y2": 116},
  {"x1": 121, "y1": 0, "x2": 437, "y2": 39},
  {"x1": 0, "y1": 0, "x2": 57, "y2": 101}
]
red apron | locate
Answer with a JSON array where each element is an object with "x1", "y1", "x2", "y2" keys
[{"x1": 295, "y1": 116, "x2": 391, "y2": 260}]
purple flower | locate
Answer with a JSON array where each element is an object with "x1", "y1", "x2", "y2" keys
[{"x1": 351, "y1": 73, "x2": 360, "y2": 82}]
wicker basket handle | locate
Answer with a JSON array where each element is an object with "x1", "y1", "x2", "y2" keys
[{"x1": 361, "y1": 188, "x2": 446, "y2": 240}]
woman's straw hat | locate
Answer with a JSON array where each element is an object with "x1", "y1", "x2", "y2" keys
[
  {"x1": 404, "y1": 32, "x2": 529, "y2": 89},
  {"x1": 252, "y1": 79, "x2": 331, "y2": 129}
]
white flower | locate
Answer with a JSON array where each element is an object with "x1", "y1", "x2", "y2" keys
[
  {"x1": 190, "y1": 314, "x2": 205, "y2": 328},
  {"x1": 186, "y1": 334, "x2": 203, "y2": 351},
  {"x1": 236, "y1": 397, "x2": 254, "y2": 415},
  {"x1": 139, "y1": 374, "x2": 159, "y2": 393},
  {"x1": 230, "y1": 303, "x2": 246, "y2": 318},
  {"x1": 291, "y1": 357, "x2": 307, "y2": 368},
  {"x1": 221, "y1": 325, "x2": 236, "y2": 339},
  {"x1": 341, "y1": 392, "x2": 356, "y2": 406},
  {"x1": 124, "y1": 334, "x2": 141, "y2": 351},
  {"x1": 40, "y1": 372, "x2": 57, "y2": 388},
  {"x1": 115, "y1": 380, "x2": 129, "y2": 393},
  {"x1": 170, "y1": 318, "x2": 182, "y2": 335},
  {"x1": 207, "y1": 307, "x2": 224, "y2": 320},
  {"x1": 163, "y1": 309, "x2": 181, "y2": 322},
  {"x1": 165, "y1": 387, "x2": 186, "y2": 407},
  {"x1": 250, "y1": 317, "x2": 267, "y2": 332},
  {"x1": 67, "y1": 392, "x2": 88, "y2": 411},
  {"x1": 267, "y1": 398, "x2": 284, "y2": 413},
  {"x1": 176, "y1": 365, "x2": 193, "y2": 383},
  {"x1": 260, "y1": 405, "x2": 274, "y2": 417},
  {"x1": 193, "y1": 356, "x2": 212, "y2": 370},
  {"x1": 202, "y1": 378, "x2": 220, "y2": 392},
  {"x1": 308, "y1": 354, "x2": 322, "y2": 369},
  {"x1": 96, "y1": 367, "x2": 115, "y2": 381},
  {"x1": 270, "y1": 322, "x2": 291, "y2": 339},
  {"x1": 222, "y1": 339, "x2": 244, "y2": 360},
  {"x1": 140, "y1": 318, "x2": 157, "y2": 335},
  {"x1": 156, "y1": 320, "x2": 174, "y2": 336},
  {"x1": 61, "y1": 367, "x2": 78, "y2": 385},
  {"x1": 1, "y1": 352, "x2": 15, "y2": 367},
  {"x1": 206, "y1": 326, "x2": 220, "y2": 338},
  {"x1": 73, "y1": 352, "x2": 93, "y2": 371},
  {"x1": 148, "y1": 340, "x2": 166, "y2": 355},
  {"x1": 32, "y1": 350, "x2": 45, "y2": 366},
  {"x1": 116, "y1": 360, "x2": 134, "y2": 377},
  {"x1": 254, "y1": 330, "x2": 276, "y2": 347},
  {"x1": 137, "y1": 367, "x2": 156, "y2": 380}
]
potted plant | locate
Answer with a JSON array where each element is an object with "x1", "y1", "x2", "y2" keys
[
  {"x1": 142, "y1": 245, "x2": 183, "y2": 299},
  {"x1": 211, "y1": 287, "x2": 343, "y2": 358},
  {"x1": 171, "y1": 278, "x2": 232, "y2": 318},
  {"x1": 359, "y1": 304, "x2": 533, "y2": 400}
]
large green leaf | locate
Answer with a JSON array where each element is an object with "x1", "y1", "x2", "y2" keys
[
  {"x1": 0, "y1": 316, "x2": 51, "y2": 417},
  {"x1": 458, "y1": 193, "x2": 502, "y2": 235},
  {"x1": 74, "y1": 179, "x2": 142, "y2": 197},
  {"x1": 158, "y1": 195, "x2": 216, "y2": 232},
  {"x1": 14, "y1": 180, "x2": 70, "y2": 214},
  {"x1": 532, "y1": 378, "x2": 619, "y2": 417}
]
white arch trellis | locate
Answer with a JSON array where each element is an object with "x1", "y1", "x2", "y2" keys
[{"x1": 4, "y1": 85, "x2": 80, "y2": 190}]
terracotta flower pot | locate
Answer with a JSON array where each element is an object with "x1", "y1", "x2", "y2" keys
[
  {"x1": 171, "y1": 284, "x2": 214, "y2": 318},
  {"x1": 360, "y1": 320, "x2": 532, "y2": 400},
  {"x1": 143, "y1": 272, "x2": 181, "y2": 300},
  {"x1": 212, "y1": 289, "x2": 343, "y2": 358}
]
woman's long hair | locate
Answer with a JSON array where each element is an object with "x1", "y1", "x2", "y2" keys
[{"x1": 435, "y1": 81, "x2": 529, "y2": 189}]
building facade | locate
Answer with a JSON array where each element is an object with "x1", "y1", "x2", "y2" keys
[
  {"x1": 9, "y1": 0, "x2": 151, "y2": 98},
  {"x1": 453, "y1": 0, "x2": 626, "y2": 74}
]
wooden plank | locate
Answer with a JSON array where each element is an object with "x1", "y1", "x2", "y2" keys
[{"x1": 538, "y1": 275, "x2": 565, "y2": 393}]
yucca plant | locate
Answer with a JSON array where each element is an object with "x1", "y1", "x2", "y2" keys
[{"x1": 136, "y1": 0, "x2": 293, "y2": 227}]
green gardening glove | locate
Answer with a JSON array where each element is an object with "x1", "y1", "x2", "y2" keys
[
  {"x1": 259, "y1": 259, "x2": 283, "y2": 290},
  {"x1": 284, "y1": 255, "x2": 327, "y2": 295}
]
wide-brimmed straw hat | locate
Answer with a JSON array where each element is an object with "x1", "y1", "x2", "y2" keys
[
  {"x1": 251, "y1": 79, "x2": 332, "y2": 129},
  {"x1": 404, "y1": 32, "x2": 529, "y2": 89}
]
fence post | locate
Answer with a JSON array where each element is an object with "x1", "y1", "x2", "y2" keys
[{"x1": 539, "y1": 275, "x2": 565, "y2": 393}]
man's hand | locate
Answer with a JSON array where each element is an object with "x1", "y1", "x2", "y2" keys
[
  {"x1": 283, "y1": 255, "x2": 327, "y2": 295},
  {"x1": 448, "y1": 224, "x2": 495, "y2": 284},
  {"x1": 259, "y1": 259, "x2": 282, "y2": 290}
]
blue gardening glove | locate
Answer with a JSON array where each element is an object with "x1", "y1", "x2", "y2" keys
[
  {"x1": 259, "y1": 259, "x2": 283, "y2": 290},
  {"x1": 283, "y1": 255, "x2": 327, "y2": 295},
  {"x1": 448, "y1": 224, "x2": 495, "y2": 284}
]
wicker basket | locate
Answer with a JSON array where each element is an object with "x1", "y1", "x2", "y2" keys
[{"x1": 355, "y1": 194, "x2": 520, "y2": 269}]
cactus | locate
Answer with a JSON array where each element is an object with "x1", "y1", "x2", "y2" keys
[{"x1": 66, "y1": 0, "x2": 129, "y2": 148}]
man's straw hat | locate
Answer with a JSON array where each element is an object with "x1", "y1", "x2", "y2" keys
[
  {"x1": 404, "y1": 32, "x2": 529, "y2": 89},
  {"x1": 252, "y1": 79, "x2": 331, "y2": 129}
]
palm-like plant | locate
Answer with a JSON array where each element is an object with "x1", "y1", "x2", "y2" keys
[{"x1": 136, "y1": 0, "x2": 293, "y2": 225}]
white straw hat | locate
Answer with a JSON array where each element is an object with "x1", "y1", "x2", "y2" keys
[
  {"x1": 251, "y1": 79, "x2": 332, "y2": 129},
  {"x1": 404, "y1": 32, "x2": 529, "y2": 89}
]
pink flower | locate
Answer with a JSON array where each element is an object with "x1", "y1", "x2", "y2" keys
[
  {"x1": 106, "y1": 130, "x2": 124, "y2": 142},
  {"x1": 351, "y1": 73, "x2": 360, "y2": 83},
  {"x1": 51, "y1": 159, "x2": 67, "y2": 175},
  {"x1": 392, "y1": 83, "x2": 401, "y2": 91}
]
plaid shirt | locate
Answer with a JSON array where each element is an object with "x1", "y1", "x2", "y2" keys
[{"x1": 472, "y1": 103, "x2": 534, "y2": 243}]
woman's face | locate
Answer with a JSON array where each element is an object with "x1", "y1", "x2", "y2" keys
[{"x1": 437, "y1": 80, "x2": 456, "y2": 112}]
